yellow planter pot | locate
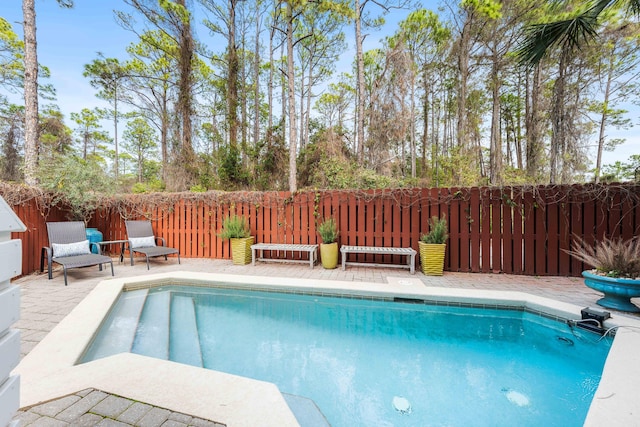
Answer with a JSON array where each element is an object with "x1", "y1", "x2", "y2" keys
[
  {"x1": 230, "y1": 236, "x2": 254, "y2": 265},
  {"x1": 320, "y1": 242, "x2": 339, "y2": 269},
  {"x1": 419, "y1": 242, "x2": 446, "y2": 276}
]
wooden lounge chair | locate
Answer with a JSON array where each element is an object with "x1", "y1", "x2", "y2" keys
[
  {"x1": 41, "y1": 221, "x2": 114, "y2": 286},
  {"x1": 125, "y1": 220, "x2": 180, "y2": 269}
]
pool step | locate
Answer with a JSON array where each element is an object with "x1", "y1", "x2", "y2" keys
[
  {"x1": 170, "y1": 295, "x2": 204, "y2": 367},
  {"x1": 131, "y1": 290, "x2": 170, "y2": 360},
  {"x1": 82, "y1": 288, "x2": 148, "y2": 361},
  {"x1": 282, "y1": 393, "x2": 330, "y2": 427}
]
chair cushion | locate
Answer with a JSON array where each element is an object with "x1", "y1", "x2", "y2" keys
[
  {"x1": 130, "y1": 236, "x2": 157, "y2": 249},
  {"x1": 52, "y1": 240, "x2": 91, "y2": 257}
]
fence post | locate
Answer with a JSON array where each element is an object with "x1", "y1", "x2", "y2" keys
[{"x1": 0, "y1": 196, "x2": 26, "y2": 427}]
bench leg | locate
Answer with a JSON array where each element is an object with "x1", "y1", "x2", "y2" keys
[
  {"x1": 409, "y1": 254, "x2": 415, "y2": 274},
  {"x1": 341, "y1": 252, "x2": 347, "y2": 270}
]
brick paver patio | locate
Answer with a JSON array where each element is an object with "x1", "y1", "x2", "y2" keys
[{"x1": 11, "y1": 258, "x2": 638, "y2": 426}]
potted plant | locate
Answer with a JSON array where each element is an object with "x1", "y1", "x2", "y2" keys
[
  {"x1": 418, "y1": 215, "x2": 448, "y2": 276},
  {"x1": 219, "y1": 214, "x2": 254, "y2": 265},
  {"x1": 317, "y1": 217, "x2": 339, "y2": 269},
  {"x1": 566, "y1": 236, "x2": 640, "y2": 313}
]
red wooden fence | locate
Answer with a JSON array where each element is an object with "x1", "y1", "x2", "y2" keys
[{"x1": 6, "y1": 184, "x2": 640, "y2": 278}]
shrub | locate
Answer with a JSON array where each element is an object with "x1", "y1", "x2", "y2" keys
[
  {"x1": 37, "y1": 155, "x2": 114, "y2": 222},
  {"x1": 218, "y1": 214, "x2": 251, "y2": 239},
  {"x1": 317, "y1": 218, "x2": 338, "y2": 244},
  {"x1": 566, "y1": 237, "x2": 640, "y2": 279},
  {"x1": 420, "y1": 216, "x2": 449, "y2": 244}
]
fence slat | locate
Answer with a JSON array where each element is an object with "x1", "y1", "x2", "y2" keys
[
  {"x1": 502, "y1": 188, "x2": 513, "y2": 274},
  {"x1": 491, "y1": 188, "x2": 502, "y2": 273}
]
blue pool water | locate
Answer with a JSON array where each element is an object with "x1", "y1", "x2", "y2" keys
[{"x1": 83, "y1": 286, "x2": 613, "y2": 426}]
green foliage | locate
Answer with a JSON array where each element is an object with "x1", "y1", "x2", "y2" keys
[
  {"x1": 190, "y1": 184, "x2": 207, "y2": 192},
  {"x1": 218, "y1": 144, "x2": 249, "y2": 189},
  {"x1": 567, "y1": 237, "x2": 640, "y2": 279},
  {"x1": 131, "y1": 179, "x2": 165, "y2": 194},
  {"x1": 39, "y1": 107, "x2": 73, "y2": 156},
  {"x1": 83, "y1": 55, "x2": 130, "y2": 101},
  {"x1": 0, "y1": 18, "x2": 24, "y2": 89},
  {"x1": 420, "y1": 216, "x2": 449, "y2": 244},
  {"x1": 218, "y1": 214, "x2": 251, "y2": 239},
  {"x1": 0, "y1": 104, "x2": 22, "y2": 181},
  {"x1": 37, "y1": 155, "x2": 115, "y2": 222},
  {"x1": 122, "y1": 117, "x2": 158, "y2": 182},
  {"x1": 317, "y1": 217, "x2": 338, "y2": 244},
  {"x1": 601, "y1": 155, "x2": 640, "y2": 182},
  {"x1": 461, "y1": 0, "x2": 502, "y2": 19},
  {"x1": 298, "y1": 129, "x2": 400, "y2": 190}
]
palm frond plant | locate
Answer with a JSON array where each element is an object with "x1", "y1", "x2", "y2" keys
[{"x1": 516, "y1": 0, "x2": 640, "y2": 66}]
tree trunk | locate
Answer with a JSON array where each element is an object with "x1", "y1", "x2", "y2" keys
[
  {"x1": 253, "y1": 13, "x2": 261, "y2": 151},
  {"x1": 595, "y1": 64, "x2": 613, "y2": 184},
  {"x1": 281, "y1": 43, "x2": 286, "y2": 129},
  {"x1": 113, "y1": 94, "x2": 119, "y2": 178},
  {"x1": 456, "y1": 18, "x2": 471, "y2": 152},
  {"x1": 268, "y1": 23, "x2": 274, "y2": 142},
  {"x1": 177, "y1": 0, "x2": 195, "y2": 173},
  {"x1": 161, "y1": 93, "x2": 168, "y2": 182},
  {"x1": 305, "y1": 63, "x2": 312, "y2": 148},
  {"x1": 299, "y1": 65, "x2": 305, "y2": 149},
  {"x1": 286, "y1": 1, "x2": 297, "y2": 192},
  {"x1": 526, "y1": 64, "x2": 543, "y2": 181},
  {"x1": 421, "y1": 72, "x2": 429, "y2": 175},
  {"x1": 240, "y1": 27, "x2": 248, "y2": 160},
  {"x1": 22, "y1": 0, "x2": 39, "y2": 186},
  {"x1": 550, "y1": 52, "x2": 568, "y2": 184},
  {"x1": 489, "y1": 54, "x2": 502, "y2": 185},
  {"x1": 228, "y1": 0, "x2": 238, "y2": 150},
  {"x1": 82, "y1": 129, "x2": 88, "y2": 160},
  {"x1": 354, "y1": 0, "x2": 365, "y2": 162},
  {"x1": 515, "y1": 71, "x2": 523, "y2": 170}
]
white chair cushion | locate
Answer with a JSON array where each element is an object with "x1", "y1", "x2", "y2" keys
[
  {"x1": 129, "y1": 236, "x2": 157, "y2": 249},
  {"x1": 52, "y1": 240, "x2": 91, "y2": 257}
]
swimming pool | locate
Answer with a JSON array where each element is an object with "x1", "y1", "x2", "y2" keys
[{"x1": 83, "y1": 285, "x2": 613, "y2": 426}]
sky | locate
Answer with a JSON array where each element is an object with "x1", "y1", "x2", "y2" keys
[{"x1": 0, "y1": 1, "x2": 638, "y2": 170}]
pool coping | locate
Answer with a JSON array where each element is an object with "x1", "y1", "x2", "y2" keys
[{"x1": 13, "y1": 271, "x2": 640, "y2": 426}]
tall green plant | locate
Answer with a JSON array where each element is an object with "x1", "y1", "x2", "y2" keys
[
  {"x1": 420, "y1": 215, "x2": 448, "y2": 244},
  {"x1": 317, "y1": 217, "x2": 338, "y2": 244},
  {"x1": 218, "y1": 214, "x2": 250, "y2": 239}
]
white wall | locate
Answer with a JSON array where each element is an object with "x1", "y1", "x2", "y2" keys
[{"x1": 0, "y1": 197, "x2": 26, "y2": 427}]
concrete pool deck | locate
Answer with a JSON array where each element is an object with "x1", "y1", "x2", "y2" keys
[{"x1": 11, "y1": 258, "x2": 640, "y2": 426}]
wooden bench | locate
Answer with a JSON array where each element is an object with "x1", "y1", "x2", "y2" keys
[
  {"x1": 340, "y1": 245, "x2": 417, "y2": 274},
  {"x1": 251, "y1": 243, "x2": 319, "y2": 269}
]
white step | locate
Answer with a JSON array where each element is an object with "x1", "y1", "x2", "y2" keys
[
  {"x1": 170, "y1": 295, "x2": 203, "y2": 367},
  {"x1": 82, "y1": 289, "x2": 148, "y2": 361},
  {"x1": 131, "y1": 290, "x2": 170, "y2": 360},
  {"x1": 282, "y1": 393, "x2": 331, "y2": 427}
]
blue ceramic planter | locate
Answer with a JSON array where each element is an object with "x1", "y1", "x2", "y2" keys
[
  {"x1": 582, "y1": 270, "x2": 640, "y2": 313},
  {"x1": 85, "y1": 228, "x2": 103, "y2": 254}
]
